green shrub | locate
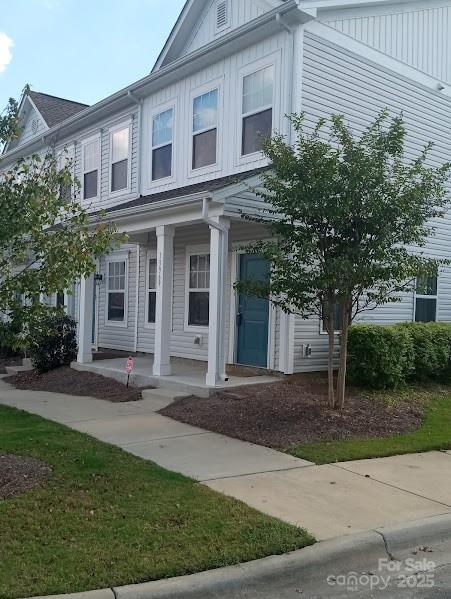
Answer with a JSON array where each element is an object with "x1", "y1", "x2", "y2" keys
[
  {"x1": 348, "y1": 322, "x2": 451, "y2": 389},
  {"x1": 29, "y1": 312, "x2": 77, "y2": 373},
  {"x1": 0, "y1": 318, "x2": 23, "y2": 357},
  {"x1": 347, "y1": 324, "x2": 414, "y2": 389},
  {"x1": 399, "y1": 322, "x2": 451, "y2": 382}
]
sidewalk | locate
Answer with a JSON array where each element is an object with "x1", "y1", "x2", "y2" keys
[{"x1": 1, "y1": 377, "x2": 450, "y2": 540}]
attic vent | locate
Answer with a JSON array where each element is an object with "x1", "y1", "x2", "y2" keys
[
  {"x1": 31, "y1": 118, "x2": 39, "y2": 135},
  {"x1": 216, "y1": 0, "x2": 229, "y2": 31}
]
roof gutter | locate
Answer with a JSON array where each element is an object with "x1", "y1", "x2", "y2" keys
[{"x1": 1, "y1": 0, "x2": 304, "y2": 164}]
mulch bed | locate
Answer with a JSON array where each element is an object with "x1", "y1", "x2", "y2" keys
[
  {"x1": 0, "y1": 454, "x2": 52, "y2": 500},
  {"x1": 161, "y1": 373, "x2": 425, "y2": 451},
  {"x1": 4, "y1": 366, "x2": 142, "y2": 402}
]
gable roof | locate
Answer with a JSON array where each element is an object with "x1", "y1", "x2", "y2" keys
[
  {"x1": 153, "y1": 0, "x2": 288, "y2": 71},
  {"x1": 28, "y1": 91, "x2": 88, "y2": 128}
]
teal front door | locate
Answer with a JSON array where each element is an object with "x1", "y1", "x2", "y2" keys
[{"x1": 236, "y1": 255, "x2": 270, "y2": 368}]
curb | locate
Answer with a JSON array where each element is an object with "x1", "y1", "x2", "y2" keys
[{"x1": 29, "y1": 513, "x2": 451, "y2": 599}]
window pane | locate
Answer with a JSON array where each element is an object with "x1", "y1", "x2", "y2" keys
[
  {"x1": 152, "y1": 144, "x2": 172, "y2": 180},
  {"x1": 148, "y1": 259, "x2": 157, "y2": 290},
  {"x1": 111, "y1": 159, "x2": 128, "y2": 192},
  {"x1": 242, "y1": 108, "x2": 272, "y2": 155},
  {"x1": 188, "y1": 291, "x2": 209, "y2": 326},
  {"x1": 322, "y1": 302, "x2": 343, "y2": 332},
  {"x1": 84, "y1": 170, "x2": 98, "y2": 199},
  {"x1": 112, "y1": 128, "x2": 129, "y2": 163},
  {"x1": 193, "y1": 129, "x2": 217, "y2": 169},
  {"x1": 148, "y1": 291, "x2": 156, "y2": 323},
  {"x1": 193, "y1": 89, "x2": 218, "y2": 133},
  {"x1": 242, "y1": 66, "x2": 274, "y2": 114},
  {"x1": 152, "y1": 109, "x2": 173, "y2": 147},
  {"x1": 415, "y1": 298, "x2": 437, "y2": 322},
  {"x1": 108, "y1": 292, "x2": 125, "y2": 321},
  {"x1": 417, "y1": 275, "x2": 437, "y2": 296},
  {"x1": 56, "y1": 292, "x2": 65, "y2": 308},
  {"x1": 84, "y1": 138, "x2": 99, "y2": 172}
]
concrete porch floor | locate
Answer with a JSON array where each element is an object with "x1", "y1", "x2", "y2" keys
[{"x1": 72, "y1": 356, "x2": 279, "y2": 397}]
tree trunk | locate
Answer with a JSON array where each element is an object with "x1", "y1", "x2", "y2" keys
[
  {"x1": 336, "y1": 301, "x2": 350, "y2": 409},
  {"x1": 327, "y1": 327, "x2": 335, "y2": 409}
]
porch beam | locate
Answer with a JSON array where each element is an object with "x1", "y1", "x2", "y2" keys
[
  {"x1": 153, "y1": 225, "x2": 174, "y2": 377},
  {"x1": 206, "y1": 217, "x2": 230, "y2": 387},
  {"x1": 77, "y1": 274, "x2": 95, "y2": 364}
]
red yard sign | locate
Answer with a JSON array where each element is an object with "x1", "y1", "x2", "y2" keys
[{"x1": 126, "y1": 356, "x2": 134, "y2": 374}]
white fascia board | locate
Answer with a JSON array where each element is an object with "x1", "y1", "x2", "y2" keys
[
  {"x1": 298, "y1": 0, "x2": 415, "y2": 9},
  {"x1": 305, "y1": 20, "x2": 451, "y2": 97}
]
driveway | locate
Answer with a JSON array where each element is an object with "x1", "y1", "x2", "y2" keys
[{"x1": 1, "y1": 377, "x2": 450, "y2": 540}]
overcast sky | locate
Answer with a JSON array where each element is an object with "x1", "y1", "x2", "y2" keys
[{"x1": 0, "y1": 0, "x2": 186, "y2": 110}]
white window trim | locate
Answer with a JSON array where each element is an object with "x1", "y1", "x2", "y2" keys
[
  {"x1": 81, "y1": 133, "x2": 101, "y2": 202},
  {"x1": 413, "y1": 274, "x2": 439, "y2": 322},
  {"x1": 144, "y1": 250, "x2": 157, "y2": 330},
  {"x1": 236, "y1": 52, "x2": 281, "y2": 167},
  {"x1": 188, "y1": 79, "x2": 223, "y2": 179},
  {"x1": 214, "y1": 0, "x2": 231, "y2": 34},
  {"x1": 149, "y1": 100, "x2": 177, "y2": 187},
  {"x1": 105, "y1": 252, "x2": 129, "y2": 328},
  {"x1": 184, "y1": 244, "x2": 210, "y2": 333},
  {"x1": 108, "y1": 120, "x2": 132, "y2": 199},
  {"x1": 57, "y1": 143, "x2": 75, "y2": 199}
]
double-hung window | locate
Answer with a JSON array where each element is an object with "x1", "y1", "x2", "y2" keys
[
  {"x1": 110, "y1": 126, "x2": 130, "y2": 193},
  {"x1": 241, "y1": 65, "x2": 274, "y2": 156},
  {"x1": 107, "y1": 259, "x2": 127, "y2": 323},
  {"x1": 147, "y1": 255, "x2": 157, "y2": 325},
  {"x1": 187, "y1": 253, "x2": 210, "y2": 327},
  {"x1": 321, "y1": 302, "x2": 343, "y2": 334},
  {"x1": 152, "y1": 108, "x2": 173, "y2": 181},
  {"x1": 82, "y1": 136, "x2": 100, "y2": 200},
  {"x1": 192, "y1": 89, "x2": 218, "y2": 170},
  {"x1": 415, "y1": 274, "x2": 438, "y2": 322}
]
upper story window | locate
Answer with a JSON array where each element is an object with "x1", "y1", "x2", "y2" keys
[
  {"x1": 192, "y1": 89, "x2": 218, "y2": 170},
  {"x1": 415, "y1": 274, "x2": 438, "y2": 322},
  {"x1": 152, "y1": 108, "x2": 173, "y2": 181},
  {"x1": 82, "y1": 136, "x2": 100, "y2": 200},
  {"x1": 241, "y1": 65, "x2": 274, "y2": 156},
  {"x1": 110, "y1": 125, "x2": 130, "y2": 193}
]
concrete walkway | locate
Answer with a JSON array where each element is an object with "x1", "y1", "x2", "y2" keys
[{"x1": 1, "y1": 378, "x2": 450, "y2": 540}]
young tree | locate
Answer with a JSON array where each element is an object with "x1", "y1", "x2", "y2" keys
[
  {"x1": 237, "y1": 111, "x2": 451, "y2": 409},
  {"x1": 0, "y1": 95, "x2": 123, "y2": 347}
]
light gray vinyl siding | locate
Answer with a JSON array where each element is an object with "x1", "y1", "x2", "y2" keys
[
  {"x1": 292, "y1": 31, "x2": 451, "y2": 373},
  {"x1": 325, "y1": 3, "x2": 451, "y2": 84}
]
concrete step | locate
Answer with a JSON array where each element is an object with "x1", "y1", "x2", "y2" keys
[
  {"x1": 5, "y1": 364, "x2": 33, "y2": 375},
  {"x1": 140, "y1": 388, "x2": 190, "y2": 411}
]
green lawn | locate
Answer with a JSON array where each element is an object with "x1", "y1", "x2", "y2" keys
[
  {"x1": 0, "y1": 405, "x2": 313, "y2": 599},
  {"x1": 290, "y1": 394, "x2": 451, "y2": 464}
]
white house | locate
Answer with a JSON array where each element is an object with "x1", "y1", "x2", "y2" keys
[{"x1": 2, "y1": 0, "x2": 451, "y2": 392}]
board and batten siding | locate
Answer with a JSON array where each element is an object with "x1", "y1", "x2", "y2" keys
[
  {"x1": 292, "y1": 31, "x2": 451, "y2": 373},
  {"x1": 324, "y1": 2, "x2": 451, "y2": 84},
  {"x1": 182, "y1": 0, "x2": 275, "y2": 56}
]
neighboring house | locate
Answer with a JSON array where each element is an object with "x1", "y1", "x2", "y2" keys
[{"x1": 1, "y1": 0, "x2": 450, "y2": 388}]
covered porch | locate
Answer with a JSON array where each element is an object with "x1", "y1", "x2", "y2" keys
[
  {"x1": 72, "y1": 355, "x2": 279, "y2": 398},
  {"x1": 75, "y1": 172, "x2": 293, "y2": 394}
]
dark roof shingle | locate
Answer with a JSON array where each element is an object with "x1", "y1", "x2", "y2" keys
[
  {"x1": 29, "y1": 91, "x2": 89, "y2": 128},
  {"x1": 107, "y1": 167, "x2": 268, "y2": 213}
]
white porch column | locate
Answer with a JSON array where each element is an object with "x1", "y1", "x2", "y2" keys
[
  {"x1": 77, "y1": 273, "x2": 95, "y2": 364},
  {"x1": 206, "y1": 217, "x2": 230, "y2": 387},
  {"x1": 153, "y1": 225, "x2": 174, "y2": 376}
]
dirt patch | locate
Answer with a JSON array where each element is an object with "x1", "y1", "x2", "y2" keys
[
  {"x1": 161, "y1": 373, "x2": 425, "y2": 451},
  {"x1": 0, "y1": 454, "x2": 52, "y2": 499},
  {"x1": 4, "y1": 366, "x2": 142, "y2": 402}
]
